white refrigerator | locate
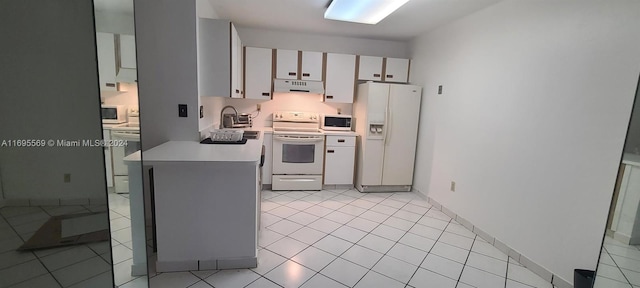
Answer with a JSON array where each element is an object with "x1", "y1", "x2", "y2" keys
[{"x1": 353, "y1": 82, "x2": 422, "y2": 192}]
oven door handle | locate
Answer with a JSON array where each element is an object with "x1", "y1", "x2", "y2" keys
[{"x1": 274, "y1": 136, "x2": 324, "y2": 143}]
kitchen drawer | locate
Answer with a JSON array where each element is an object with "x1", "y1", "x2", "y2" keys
[{"x1": 326, "y1": 135, "x2": 355, "y2": 147}]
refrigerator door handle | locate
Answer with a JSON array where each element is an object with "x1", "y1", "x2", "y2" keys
[
  {"x1": 384, "y1": 103, "x2": 391, "y2": 145},
  {"x1": 386, "y1": 109, "x2": 392, "y2": 144}
]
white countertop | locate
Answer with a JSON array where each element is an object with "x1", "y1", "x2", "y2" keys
[
  {"x1": 124, "y1": 150, "x2": 141, "y2": 162},
  {"x1": 624, "y1": 153, "x2": 640, "y2": 167},
  {"x1": 139, "y1": 132, "x2": 264, "y2": 164}
]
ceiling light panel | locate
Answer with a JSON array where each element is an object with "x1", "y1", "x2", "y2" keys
[{"x1": 324, "y1": 0, "x2": 410, "y2": 25}]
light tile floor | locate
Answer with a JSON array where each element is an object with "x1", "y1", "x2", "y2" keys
[
  {"x1": 594, "y1": 235, "x2": 640, "y2": 288},
  {"x1": 0, "y1": 192, "x2": 143, "y2": 288},
  {"x1": 140, "y1": 188, "x2": 559, "y2": 288}
]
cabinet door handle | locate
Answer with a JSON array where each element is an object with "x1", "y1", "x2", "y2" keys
[
  {"x1": 337, "y1": 139, "x2": 345, "y2": 143},
  {"x1": 326, "y1": 95, "x2": 334, "y2": 99},
  {"x1": 327, "y1": 150, "x2": 335, "y2": 153},
  {"x1": 373, "y1": 73, "x2": 381, "y2": 78},
  {"x1": 288, "y1": 72, "x2": 297, "y2": 76},
  {"x1": 261, "y1": 92, "x2": 270, "y2": 96},
  {"x1": 106, "y1": 83, "x2": 116, "y2": 87},
  {"x1": 386, "y1": 75, "x2": 394, "y2": 78},
  {"x1": 302, "y1": 73, "x2": 310, "y2": 77}
]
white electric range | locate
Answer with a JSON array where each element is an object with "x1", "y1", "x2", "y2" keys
[{"x1": 272, "y1": 111, "x2": 324, "y2": 191}]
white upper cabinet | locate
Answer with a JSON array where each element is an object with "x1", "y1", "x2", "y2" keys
[
  {"x1": 245, "y1": 47, "x2": 273, "y2": 100},
  {"x1": 119, "y1": 34, "x2": 136, "y2": 69},
  {"x1": 301, "y1": 51, "x2": 322, "y2": 81},
  {"x1": 358, "y1": 56, "x2": 383, "y2": 81},
  {"x1": 358, "y1": 55, "x2": 410, "y2": 83},
  {"x1": 276, "y1": 49, "x2": 298, "y2": 79},
  {"x1": 230, "y1": 24, "x2": 243, "y2": 98},
  {"x1": 96, "y1": 32, "x2": 117, "y2": 91},
  {"x1": 197, "y1": 19, "x2": 242, "y2": 97},
  {"x1": 384, "y1": 57, "x2": 409, "y2": 83},
  {"x1": 325, "y1": 53, "x2": 356, "y2": 103}
]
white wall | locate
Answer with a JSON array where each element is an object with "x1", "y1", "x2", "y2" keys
[
  {"x1": 623, "y1": 80, "x2": 640, "y2": 154},
  {"x1": 94, "y1": 10, "x2": 135, "y2": 35},
  {"x1": 410, "y1": 0, "x2": 640, "y2": 284},
  {"x1": 101, "y1": 83, "x2": 139, "y2": 108},
  {"x1": 136, "y1": 0, "x2": 200, "y2": 150},
  {"x1": 237, "y1": 27, "x2": 409, "y2": 58},
  {"x1": 0, "y1": 0, "x2": 107, "y2": 200}
]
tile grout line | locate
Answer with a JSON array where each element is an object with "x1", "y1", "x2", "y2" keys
[
  {"x1": 262, "y1": 189, "x2": 379, "y2": 287},
  {"x1": 454, "y1": 234, "x2": 476, "y2": 288},
  {"x1": 603, "y1": 247, "x2": 635, "y2": 287},
  {"x1": 0, "y1": 206, "x2": 65, "y2": 288},
  {"x1": 262, "y1": 189, "x2": 402, "y2": 287}
]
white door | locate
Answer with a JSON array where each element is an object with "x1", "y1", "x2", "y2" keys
[
  {"x1": 119, "y1": 34, "x2": 136, "y2": 69},
  {"x1": 360, "y1": 83, "x2": 389, "y2": 185},
  {"x1": 301, "y1": 51, "x2": 322, "y2": 81},
  {"x1": 276, "y1": 49, "x2": 298, "y2": 79},
  {"x1": 245, "y1": 47, "x2": 273, "y2": 100},
  {"x1": 384, "y1": 58, "x2": 409, "y2": 83},
  {"x1": 272, "y1": 135, "x2": 324, "y2": 174},
  {"x1": 236, "y1": 30, "x2": 243, "y2": 97},
  {"x1": 381, "y1": 84, "x2": 422, "y2": 186},
  {"x1": 325, "y1": 53, "x2": 356, "y2": 103},
  {"x1": 358, "y1": 55, "x2": 383, "y2": 81},
  {"x1": 324, "y1": 146, "x2": 355, "y2": 185},
  {"x1": 230, "y1": 24, "x2": 242, "y2": 98}
]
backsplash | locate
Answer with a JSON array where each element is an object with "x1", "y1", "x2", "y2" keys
[
  {"x1": 201, "y1": 93, "x2": 352, "y2": 131},
  {"x1": 101, "y1": 82, "x2": 139, "y2": 108}
]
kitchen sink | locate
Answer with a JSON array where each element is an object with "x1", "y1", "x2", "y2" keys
[{"x1": 243, "y1": 130, "x2": 260, "y2": 140}]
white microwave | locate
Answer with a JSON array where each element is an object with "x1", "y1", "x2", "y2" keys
[
  {"x1": 322, "y1": 114, "x2": 352, "y2": 131},
  {"x1": 101, "y1": 105, "x2": 127, "y2": 124}
]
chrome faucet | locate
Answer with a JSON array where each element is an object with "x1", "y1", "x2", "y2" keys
[{"x1": 219, "y1": 105, "x2": 238, "y2": 129}]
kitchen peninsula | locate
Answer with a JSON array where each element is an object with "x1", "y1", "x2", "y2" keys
[{"x1": 141, "y1": 134, "x2": 264, "y2": 272}]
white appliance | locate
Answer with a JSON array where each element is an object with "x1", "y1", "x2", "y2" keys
[
  {"x1": 272, "y1": 111, "x2": 324, "y2": 190},
  {"x1": 353, "y1": 82, "x2": 422, "y2": 192},
  {"x1": 101, "y1": 105, "x2": 127, "y2": 124},
  {"x1": 322, "y1": 114, "x2": 353, "y2": 131},
  {"x1": 273, "y1": 79, "x2": 325, "y2": 94},
  {"x1": 111, "y1": 108, "x2": 141, "y2": 193}
]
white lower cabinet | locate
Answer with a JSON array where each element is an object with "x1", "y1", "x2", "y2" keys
[
  {"x1": 262, "y1": 132, "x2": 273, "y2": 185},
  {"x1": 324, "y1": 135, "x2": 355, "y2": 185},
  {"x1": 103, "y1": 129, "x2": 114, "y2": 187}
]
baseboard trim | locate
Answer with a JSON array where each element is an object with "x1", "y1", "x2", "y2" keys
[
  {"x1": 425, "y1": 196, "x2": 572, "y2": 288},
  {"x1": 157, "y1": 256, "x2": 257, "y2": 272},
  {"x1": 322, "y1": 184, "x2": 354, "y2": 190}
]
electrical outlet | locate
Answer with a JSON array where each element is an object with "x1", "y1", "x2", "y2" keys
[
  {"x1": 64, "y1": 173, "x2": 71, "y2": 183},
  {"x1": 178, "y1": 104, "x2": 188, "y2": 117},
  {"x1": 438, "y1": 85, "x2": 443, "y2": 95},
  {"x1": 450, "y1": 181, "x2": 456, "y2": 192},
  {"x1": 256, "y1": 104, "x2": 261, "y2": 111}
]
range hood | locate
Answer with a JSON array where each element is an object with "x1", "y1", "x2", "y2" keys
[
  {"x1": 274, "y1": 79, "x2": 324, "y2": 94},
  {"x1": 115, "y1": 67, "x2": 137, "y2": 83}
]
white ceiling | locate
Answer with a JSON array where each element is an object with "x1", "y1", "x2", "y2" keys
[
  {"x1": 208, "y1": 0, "x2": 502, "y2": 41},
  {"x1": 92, "y1": 0, "x2": 502, "y2": 41}
]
